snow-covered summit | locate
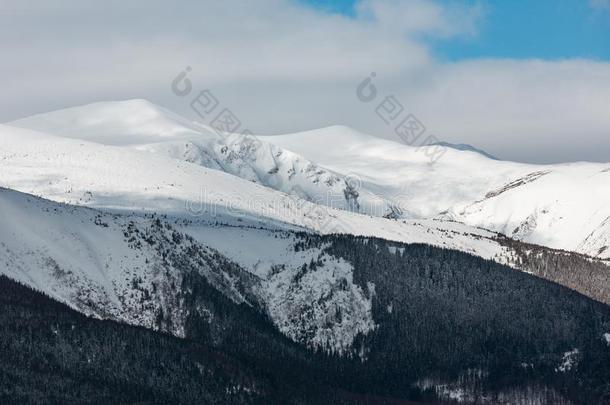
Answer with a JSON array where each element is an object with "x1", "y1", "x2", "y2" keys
[
  {"x1": 10, "y1": 99, "x2": 207, "y2": 145},
  {"x1": 261, "y1": 126, "x2": 610, "y2": 259},
  {"x1": 8, "y1": 102, "x2": 399, "y2": 218}
]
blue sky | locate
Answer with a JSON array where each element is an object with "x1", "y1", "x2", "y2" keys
[{"x1": 302, "y1": 0, "x2": 610, "y2": 61}]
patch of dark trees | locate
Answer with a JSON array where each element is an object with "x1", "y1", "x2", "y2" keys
[{"x1": 2, "y1": 228, "x2": 610, "y2": 404}]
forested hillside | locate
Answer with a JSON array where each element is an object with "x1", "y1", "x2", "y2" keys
[
  {"x1": 2, "y1": 231, "x2": 610, "y2": 404},
  {"x1": 295, "y1": 234, "x2": 610, "y2": 403},
  {"x1": 0, "y1": 275, "x2": 351, "y2": 405}
]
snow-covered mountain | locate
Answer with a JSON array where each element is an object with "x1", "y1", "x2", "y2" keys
[
  {"x1": 9, "y1": 99, "x2": 608, "y2": 260},
  {"x1": 2, "y1": 187, "x2": 609, "y2": 405},
  {"x1": 9, "y1": 100, "x2": 396, "y2": 218},
  {"x1": 0, "y1": 122, "x2": 518, "y2": 264},
  {"x1": 0, "y1": 186, "x2": 373, "y2": 352},
  {"x1": 0, "y1": 187, "x2": 249, "y2": 335},
  {"x1": 1, "y1": 95, "x2": 609, "y2": 402},
  {"x1": 0, "y1": 186, "x2": 513, "y2": 353},
  {"x1": 261, "y1": 127, "x2": 610, "y2": 259},
  {"x1": 2, "y1": 109, "x2": 554, "y2": 352},
  {"x1": 2, "y1": 186, "x2": 608, "y2": 358}
]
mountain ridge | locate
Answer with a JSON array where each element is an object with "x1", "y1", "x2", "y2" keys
[{"x1": 5, "y1": 99, "x2": 610, "y2": 262}]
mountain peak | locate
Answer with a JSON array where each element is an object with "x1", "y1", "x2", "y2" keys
[{"x1": 9, "y1": 99, "x2": 202, "y2": 145}]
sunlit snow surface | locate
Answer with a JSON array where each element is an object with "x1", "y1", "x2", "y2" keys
[
  {"x1": 262, "y1": 126, "x2": 610, "y2": 258},
  {"x1": 5, "y1": 99, "x2": 610, "y2": 260}
]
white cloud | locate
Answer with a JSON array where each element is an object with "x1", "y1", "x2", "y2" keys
[
  {"x1": 590, "y1": 0, "x2": 610, "y2": 11},
  {"x1": 356, "y1": 0, "x2": 484, "y2": 38},
  {"x1": 0, "y1": 0, "x2": 609, "y2": 163}
]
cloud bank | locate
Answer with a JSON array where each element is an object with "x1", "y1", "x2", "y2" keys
[{"x1": 1, "y1": 0, "x2": 609, "y2": 163}]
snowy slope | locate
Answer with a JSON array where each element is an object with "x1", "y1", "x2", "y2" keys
[
  {"x1": 0, "y1": 187, "x2": 513, "y2": 354},
  {"x1": 2, "y1": 186, "x2": 607, "y2": 359},
  {"x1": 0, "y1": 187, "x2": 375, "y2": 352},
  {"x1": 7, "y1": 100, "x2": 610, "y2": 259},
  {"x1": 10, "y1": 100, "x2": 396, "y2": 218},
  {"x1": 452, "y1": 166, "x2": 610, "y2": 259},
  {"x1": 5, "y1": 186, "x2": 606, "y2": 358},
  {"x1": 0, "y1": 123, "x2": 515, "y2": 262},
  {"x1": 0, "y1": 187, "x2": 253, "y2": 337},
  {"x1": 261, "y1": 127, "x2": 610, "y2": 258},
  {"x1": 2, "y1": 99, "x2": 608, "y2": 359}
]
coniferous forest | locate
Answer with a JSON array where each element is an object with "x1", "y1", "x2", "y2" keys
[{"x1": 1, "y1": 233, "x2": 609, "y2": 404}]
